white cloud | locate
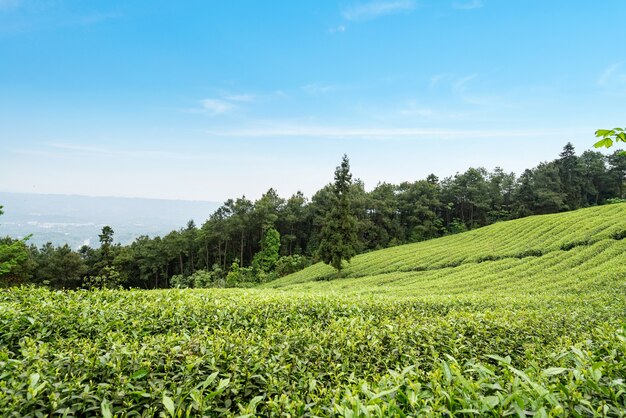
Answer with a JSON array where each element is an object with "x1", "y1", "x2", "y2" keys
[
  {"x1": 204, "y1": 123, "x2": 563, "y2": 141},
  {"x1": 186, "y1": 93, "x2": 256, "y2": 116},
  {"x1": 342, "y1": 0, "x2": 416, "y2": 21},
  {"x1": 199, "y1": 99, "x2": 235, "y2": 116},
  {"x1": 452, "y1": 0, "x2": 484, "y2": 10}
]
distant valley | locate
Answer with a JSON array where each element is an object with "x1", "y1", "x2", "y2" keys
[{"x1": 0, "y1": 192, "x2": 220, "y2": 249}]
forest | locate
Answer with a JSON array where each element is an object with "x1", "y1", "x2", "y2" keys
[{"x1": 1, "y1": 143, "x2": 625, "y2": 290}]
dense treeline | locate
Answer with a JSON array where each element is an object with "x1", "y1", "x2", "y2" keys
[{"x1": 1, "y1": 143, "x2": 625, "y2": 289}]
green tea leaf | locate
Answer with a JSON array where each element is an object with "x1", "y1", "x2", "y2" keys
[
  {"x1": 162, "y1": 394, "x2": 175, "y2": 417},
  {"x1": 101, "y1": 400, "x2": 112, "y2": 418}
]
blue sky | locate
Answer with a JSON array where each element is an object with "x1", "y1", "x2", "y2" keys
[{"x1": 1, "y1": 0, "x2": 625, "y2": 201}]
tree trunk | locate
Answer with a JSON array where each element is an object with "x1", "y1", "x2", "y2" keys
[
  {"x1": 223, "y1": 240, "x2": 228, "y2": 270},
  {"x1": 240, "y1": 231, "x2": 244, "y2": 266}
]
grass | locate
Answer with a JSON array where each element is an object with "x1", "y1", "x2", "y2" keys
[{"x1": 1, "y1": 203, "x2": 625, "y2": 416}]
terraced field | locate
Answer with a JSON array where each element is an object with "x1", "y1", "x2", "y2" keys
[
  {"x1": 1, "y1": 204, "x2": 625, "y2": 416},
  {"x1": 266, "y1": 203, "x2": 626, "y2": 288}
]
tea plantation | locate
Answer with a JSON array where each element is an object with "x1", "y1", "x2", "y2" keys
[{"x1": 1, "y1": 204, "x2": 626, "y2": 417}]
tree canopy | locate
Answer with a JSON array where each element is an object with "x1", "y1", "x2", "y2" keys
[
  {"x1": 317, "y1": 154, "x2": 358, "y2": 274},
  {"x1": 0, "y1": 206, "x2": 30, "y2": 283},
  {"x1": 2, "y1": 142, "x2": 625, "y2": 289}
]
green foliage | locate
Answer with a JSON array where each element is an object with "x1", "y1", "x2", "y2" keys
[
  {"x1": 268, "y1": 203, "x2": 626, "y2": 286},
  {"x1": 2, "y1": 254, "x2": 626, "y2": 416},
  {"x1": 318, "y1": 154, "x2": 358, "y2": 273},
  {"x1": 170, "y1": 266, "x2": 226, "y2": 289},
  {"x1": 1, "y1": 206, "x2": 626, "y2": 415},
  {"x1": 594, "y1": 128, "x2": 626, "y2": 155},
  {"x1": 169, "y1": 273, "x2": 194, "y2": 289},
  {"x1": 275, "y1": 254, "x2": 310, "y2": 277},
  {"x1": 252, "y1": 227, "x2": 281, "y2": 274},
  {"x1": 98, "y1": 225, "x2": 114, "y2": 248},
  {"x1": 5, "y1": 144, "x2": 626, "y2": 290},
  {"x1": 225, "y1": 260, "x2": 240, "y2": 286},
  {"x1": 0, "y1": 238, "x2": 30, "y2": 285},
  {"x1": 191, "y1": 268, "x2": 215, "y2": 288},
  {"x1": 84, "y1": 265, "x2": 124, "y2": 289},
  {"x1": 32, "y1": 243, "x2": 86, "y2": 289},
  {"x1": 0, "y1": 207, "x2": 30, "y2": 285}
]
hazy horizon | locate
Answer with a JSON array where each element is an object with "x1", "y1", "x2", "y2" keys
[
  {"x1": 0, "y1": 190, "x2": 221, "y2": 203},
  {"x1": 0, "y1": 191, "x2": 221, "y2": 248}
]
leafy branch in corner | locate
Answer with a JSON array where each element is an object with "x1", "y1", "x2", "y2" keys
[{"x1": 594, "y1": 128, "x2": 626, "y2": 156}]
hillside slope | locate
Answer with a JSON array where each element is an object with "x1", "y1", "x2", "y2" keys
[
  {"x1": 266, "y1": 203, "x2": 626, "y2": 294},
  {"x1": 2, "y1": 204, "x2": 626, "y2": 416}
]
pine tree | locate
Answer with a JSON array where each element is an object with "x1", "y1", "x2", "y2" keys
[
  {"x1": 558, "y1": 142, "x2": 583, "y2": 210},
  {"x1": 317, "y1": 154, "x2": 358, "y2": 275}
]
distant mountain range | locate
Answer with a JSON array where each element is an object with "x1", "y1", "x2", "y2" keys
[{"x1": 0, "y1": 192, "x2": 221, "y2": 249}]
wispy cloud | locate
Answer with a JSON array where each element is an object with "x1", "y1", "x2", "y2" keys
[
  {"x1": 397, "y1": 103, "x2": 435, "y2": 118},
  {"x1": 47, "y1": 143, "x2": 126, "y2": 157},
  {"x1": 452, "y1": 74, "x2": 478, "y2": 93},
  {"x1": 301, "y1": 83, "x2": 338, "y2": 96},
  {"x1": 73, "y1": 12, "x2": 122, "y2": 26},
  {"x1": 15, "y1": 142, "x2": 269, "y2": 163},
  {"x1": 450, "y1": 73, "x2": 500, "y2": 106},
  {"x1": 204, "y1": 122, "x2": 563, "y2": 141},
  {"x1": 430, "y1": 73, "x2": 447, "y2": 88},
  {"x1": 328, "y1": 24, "x2": 346, "y2": 33},
  {"x1": 427, "y1": 73, "x2": 501, "y2": 107},
  {"x1": 597, "y1": 62, "x2": 623, "y2": 85},
  {"x1": 342, "y1": 0, "x2": 416, "y2": 21},
  {"x1": 199, "y1": 99, "x2": 235, "y2": 116},
  {"x1": 186, "y1": 92, "x2": 257, "y2": 116},
  {"x1": 452, "y1": 73, "x2": 480, "y2": 103},
  {"x1": 452, "y1": 0, "x2": 484, "y2": 10},
  {"x1": 223, "y1": 93, "x2": 255, "y2": 102}
]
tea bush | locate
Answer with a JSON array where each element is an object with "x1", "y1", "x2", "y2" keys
[{"x1": 1, "y1": 204, "x2": 625, "y2": 416}]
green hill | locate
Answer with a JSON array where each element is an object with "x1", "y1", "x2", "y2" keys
[
  {"x1": 2, "y1": 204, "x2": 626, "y2": 416},
  {"x1": 265, "y1": 203, "x2": 626, "y2": 297}
]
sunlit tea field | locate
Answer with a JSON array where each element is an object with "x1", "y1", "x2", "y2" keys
[{"x1": 1, "y1": 204, "x2": 625, "y2": 416}]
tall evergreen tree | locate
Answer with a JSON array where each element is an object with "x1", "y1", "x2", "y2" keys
[
  {"x1": 317, "y1": 154, "x2": 358, "y2": 274},
  {"x1": 558, "y1": 142, "x2": 583, "y2": 210},
  {"x1": 607, "y1": 150, "x2": 626, "y2": 199},
  {"x1": 98, "y1": 226, "x2": 114, "y2": 263}
]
